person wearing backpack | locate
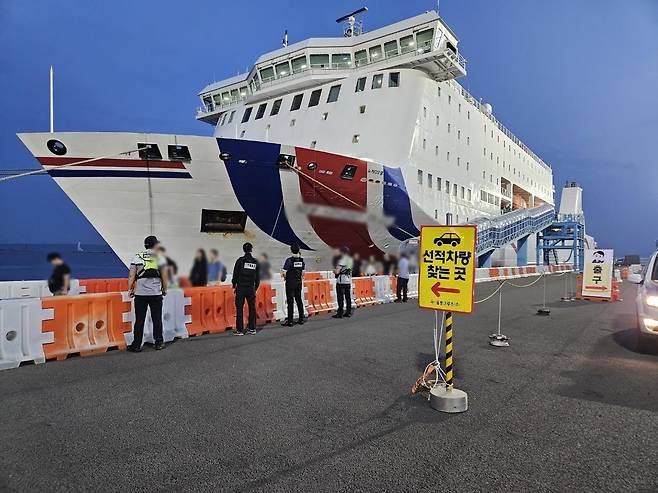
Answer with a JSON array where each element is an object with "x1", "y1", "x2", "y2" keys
[{"x1": 127, "y1": 235, "x2": 169, "y2": 352}]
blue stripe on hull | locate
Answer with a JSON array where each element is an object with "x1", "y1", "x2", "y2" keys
[
  {"x1": 47, "y1": 170, "x2": 191, "y2": 178},
  {"x1": 383, "y1": 166, "x2": 420, "y2": 240},
  {"x1": 217, "y1": 138, "x2": 311, "y2": 250}
]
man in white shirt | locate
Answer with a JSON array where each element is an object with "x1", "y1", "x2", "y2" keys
[
  {"x1": 396, "y1": 253, "x2": 410, "y2": 303},
  {"x1": 332, "y1": 247, "x2": 354, "y2": 319},
  {"x1": 127, "y1": 235, "x2": 168, "y2": 352}
]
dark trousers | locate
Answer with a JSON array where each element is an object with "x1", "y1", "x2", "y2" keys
[
  {"x1": 235, "y1": 287, "x2": 256, "y2": 332},
  {"x1": 397, "y1": 277, "x2": 409, "y2": 302},
  {"x1": 133, "y1": 295, "x2": 163, "y2": 346},
  {"x1": 286, "y1": 282, "x2": 304, "y2": 322},
  {"x1": 336, "y1": 283, "x2": 352, "y2": 316}
]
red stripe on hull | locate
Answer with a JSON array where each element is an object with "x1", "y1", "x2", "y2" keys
[
  {"x1": 37, "y1": 157, "x2": 186, "y2": 169},
  {"x1": 295, "y1": 147, "x2": 382, "y2": 258}
]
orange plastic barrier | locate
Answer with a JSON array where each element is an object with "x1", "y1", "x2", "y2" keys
[
  {"x1": 79, "y1": 278, "x2": 128, "y2": 294},
  {"x1": 41, "y1": 293, "x2": 132, "y2": 360},
  {"x1": 352, "y1": 277, "x2": 376, "y2": 306},
  {"x1": 304, "y1": 272, "x2": 322, "y2": 281},
  {"x1": 184, "y1": 286, "x2": 233, "y2": 336},
  {"x1": 178, "y1": 276, "x2": 192, "y2": 288},
  {"x1": 255, "y1": 284, "x2": 276, "y2": 325},
  {"x1": 620, "y1": 267, "x2": 629, "y2": 280},
  {"x1": 304, "y1": 280, "x2": 333, "y2": 316}
]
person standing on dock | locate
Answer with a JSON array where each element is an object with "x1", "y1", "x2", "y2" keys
[
  {"x1": 47, "y1": 252, "x2": 71, "y2": 296},
  {"x1": 332, "y1": 247, "x2": 353, "y2": 319},
  {"x1": 232, "y1": 242, "x2": 260, "y2": 336},
  {"x1": 281, "y1": 244, "x2": 305, "y2": 327},
  {"x1": 127, "y1": 236, "x2": 168, "y2": 352},
  {"x1": 395, "y1": 253, "x2": 410, "y2": 303}
]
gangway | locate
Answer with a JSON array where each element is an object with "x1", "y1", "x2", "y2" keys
[{"x1": 399, "y1": 204, "x2": 585, "y2": 269}]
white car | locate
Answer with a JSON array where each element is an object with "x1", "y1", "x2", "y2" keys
[{"x1": 628, "y1": 251, "x2": 658, "y2": 351}]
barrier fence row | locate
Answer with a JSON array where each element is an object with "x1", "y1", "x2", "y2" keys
[{"x1": 0, "y1": 265, "x2": 572, "y2": 371}]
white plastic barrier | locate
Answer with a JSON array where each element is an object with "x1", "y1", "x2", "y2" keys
[
  {"x1": 373, "y1": 275, "x2": 393, "y2": 304},
  {"x1": 122, "y1": 289, "x2": 190, "y2": 347},
  {"x1": 0, "y1": 298, "x2": 54, "y2": 370},
  {"x1": 0, "y1": 279, "x2": 82, "y2": 300},
  {"x1": 270, "y1": 281, "x2": 309, "y2": 322},
  {"x1": 407, "y1": 274, "x2": 419, "y2": 298}
]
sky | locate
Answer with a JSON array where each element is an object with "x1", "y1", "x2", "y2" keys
[{"x1": 1, "y1": 0, "x2": 657, "y2": 256}]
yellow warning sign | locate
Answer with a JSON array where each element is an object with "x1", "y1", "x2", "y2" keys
[{"x1": 418, "y1": 225, "x2": 477, "y2": 314}]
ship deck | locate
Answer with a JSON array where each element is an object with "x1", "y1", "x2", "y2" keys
[{"x1": 1, "y1": 278, "x2": 656, "y2": 491}]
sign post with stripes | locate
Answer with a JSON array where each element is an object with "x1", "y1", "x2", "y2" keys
[{"x1": 418, "y1": 219, "x2": 474, "y2": 413}]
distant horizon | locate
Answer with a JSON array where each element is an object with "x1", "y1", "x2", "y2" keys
[{"x1": 1, "y1": 1, "x2": 657, "y2": 257}]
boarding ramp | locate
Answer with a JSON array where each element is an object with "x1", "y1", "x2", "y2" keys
[{"x1": 472, "y1": 204, "x2": 555, "y2": 256}]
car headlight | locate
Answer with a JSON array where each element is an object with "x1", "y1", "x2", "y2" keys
[{"x1": 645, "y1": 295, "x2": 658, "y2": 308}]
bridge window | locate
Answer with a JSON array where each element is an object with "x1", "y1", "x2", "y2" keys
[
  {"x1": 355, "y1": 77, "x2": 366, "y2": 92},
  {"x1": 291, "y1": 93, "x2": 303, "y2": 111},
  {"x1": 332, "y1": 53, "x2": 351, "y2": 68},
  {"x1": 308, "y1": 89, "x2": 322, "y2": 107},
  {"x1": 371, "y1": 74, "x2": 383, "y2": 89},
  {"x1": 255, "y1": 103, "x2": 267, "y2": 120},
  {"x1": 310, "y1": 54, "x2": 329, "y2": 69},
  {"x1": 201, "y1": 209, "x2": 247, "y2": 233},
  {"x1": 260, "y1": 67, "x2": 275, "y2": 83},
  {"x1": 227, "y1": 110, "x2": 236, "y2": 123},
  {"x1": 427, "y1": 173, "x2": 433, "y2": 188},
  {"x1": 416, "y1": 28, "x2": 434, "y2": 53},
  {"x1": 437, "y1": 177, "x2": 442, "y2": 191},
  {"x1": 221, "y1": 91, "x2": 230, "y2": 104},
  {"x1": 168, "y1": 145, "x2": 191, "y2": 161},
  {"x1": 355, "y1": 50, "x2": 368, "y2": 67},
  {"x1": 369, "y1": 45, "x2": 383, "y2": 61},
  {"x1": 453, "y1": 184, "x2": 458, "y2": 196},
  {"x1": 241, "y1": 107, "x2": 253, "y2": 123},
  {"x1": 275, "y1": 61, "x2": 290, "y2": 77},
  {"x1": 220, "y1": 113, "x2": 227, "y2": 125},
  {"x1": 445, "y1": 180, "x2": 450, "y2": 193},
  {"x1": 417, "y1": 170, "x2": 423, "y2": 185},
  {"x1": 384, "y1": 40, "x2": 399, "y2": 58},
  {"x1": 270, "y1": 99, "x2": 282, "y2": 116},
  {"x1": 461, "y1": 186, "x2": 465, "y2": 199},
  {"x1": 388, "y1": 72, "x2": 400, "y2": 87},
  {"x1": 291, "y1": 56, "x2": 307, "y2": 74},
  {"x1": 239, "y1": 87, "x2": 247, "y2": 98},
  {"x1": 230, "y1": 89, "x2": 239, "y2": 102},
  {"x1": 400, "y1": 35, "x2": 415, "y2": 54},
  {"x1": 138, "y1": 143, "x2": 162, "y2": 160},
  {"x1": 327, "y1": 85, "x2": 341, "y2": 103}
]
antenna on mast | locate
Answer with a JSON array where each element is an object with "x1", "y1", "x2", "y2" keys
[
  {"x1": 49, "y1": 66, "x2": 54, "y2": 133},
  {"x1": 336, "y1": 7, "x2": 368, "y2": 37},
  {"x1": 282, "y1": 29, "x2": 288, "y2": 47}
]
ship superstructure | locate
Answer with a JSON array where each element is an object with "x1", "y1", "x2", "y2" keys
[
  {"x1": 18, "y1": 10, "x2": 556, "y2": 274},
  {"x1": 197, "y1": 11, "x2": 553, "y2": 224}
]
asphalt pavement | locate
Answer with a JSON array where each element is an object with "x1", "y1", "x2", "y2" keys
[{"x1": 0, "y1": 275, "x2": 656, "y2": 492}]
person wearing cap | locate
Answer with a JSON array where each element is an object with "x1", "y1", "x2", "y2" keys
[
  {"x1": 281, "y1": 244, "x2": 305, "y2": 327},
  {"x1": 232, "y1": 242, "x2": 260, "y2": 335},
  {"x1": 127, "y1": 235, "x2": 168, "y2": 352},
  {"x1": 332, "y1": 246, "x2": 354, "y2": 319}
]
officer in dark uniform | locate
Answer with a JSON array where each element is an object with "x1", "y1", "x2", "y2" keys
[
  {"x1": 232, "y1": 242, "x2": 260, "y2": 335},
  {"x1": 281, "y1": 244, "x2": 305, "y2": 327}
]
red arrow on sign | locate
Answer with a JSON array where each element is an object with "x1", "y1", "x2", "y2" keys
[
  {"x1": 431, "y1": 282, "x2": 461, "y2": 297},
  {"x1": 584, "y1": 285, "x2": 607, "y2": 291}
]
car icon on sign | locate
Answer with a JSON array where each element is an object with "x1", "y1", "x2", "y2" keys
[{"x1": 434, "y1": 232, "x2": 461, "y2": 247}]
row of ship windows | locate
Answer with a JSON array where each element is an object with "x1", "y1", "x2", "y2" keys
[
  {"x1": 428, "y1": 88, "x2": 547, "y2": 176},
  {"x1": 255, "y1": 28, "x2": 435, "y2": 83},
  {"x1": 217, "y1": 72, "x2": 401, "y2": 127},
  {"x1": 417, "y1": 170, "x2": 473, "y2": 202}
]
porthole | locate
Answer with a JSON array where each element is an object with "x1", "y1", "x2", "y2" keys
[
  {"x1": 47, "y1": 139, "x2": 67, "y2": 156},
  {"x1": 307, "y1": 162, "x2": 318, "y2": 171}
]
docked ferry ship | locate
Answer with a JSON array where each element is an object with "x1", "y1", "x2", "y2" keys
[{"x1": 18, "y1": 10, "x2": 555, "y2": 273}]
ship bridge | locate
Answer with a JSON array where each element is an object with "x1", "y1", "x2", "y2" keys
[{"x1": 196, "y1": 11, "x2": 466, "y2": 125}]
